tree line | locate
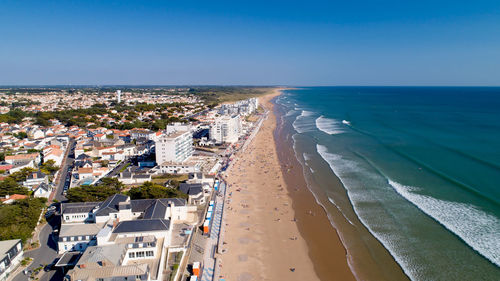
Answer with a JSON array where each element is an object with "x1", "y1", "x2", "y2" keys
[{"x1": 65, "y1": 178, "x2": 188, "y2": 202}]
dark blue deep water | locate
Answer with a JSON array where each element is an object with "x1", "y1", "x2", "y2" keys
[{"x1": 276, "y1": 87, "x2": 500, "y2": 280}]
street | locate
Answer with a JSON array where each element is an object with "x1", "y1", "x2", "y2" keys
[
  {"x1": 105, "y1": 158, "x2": 131, "y2": 178},
  {"x1": 10, "y1": 140, "x2": 76, "y2": 281},
  {"x1": 53, "y1": 139, "x2": 76, "y2": 202},
  {"x1": 11, "y1": 216, "x2": 63, "y2": 281}
]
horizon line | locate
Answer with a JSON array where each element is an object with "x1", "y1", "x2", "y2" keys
[{"x1": 1, "y1": 85, "x2": 500, "y2": 88}]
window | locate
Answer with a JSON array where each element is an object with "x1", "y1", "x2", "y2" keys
[
  {"x1": 63, "y1": 237, "x2": 67, "y2": 242},
  {"x1": 86, "y1": 236, "x2": 90, "y2": 240},
  {"x1": 65, "y1": 216, "x2": 69, "y2": 220},
  {"x1": 129, "y1": 252, "x2": 135, "y2": 258},
  {"x1": 70, "y1": 237, "x2": 75, "y2": 241},
  {"x1": 146, "y1": 251, "x2": 154, "y2": 257},
  {"x1": 137, "y1": 251, "x2": 145, "y2": 258}
]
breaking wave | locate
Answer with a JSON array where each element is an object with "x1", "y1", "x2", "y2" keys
[{"x1": 315, "y1": 116, "x2": 344, "y2": 135}]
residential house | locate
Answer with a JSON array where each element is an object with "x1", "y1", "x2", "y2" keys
[
  {"x1": 33, "y1": 183, "x2": 51, "y2": 198},
  {"x1": 0, "y1": 194, "x2": 28, "y2": 204},
  {"x1": 23, "y1": 171, "x2": 49, "y2": 190},
  {"x1": 4, "y1": 153, "x2": 40, "y2": 166},
  {"x1": 179, "y1": 183, "x2": 205, "y2": 205}
]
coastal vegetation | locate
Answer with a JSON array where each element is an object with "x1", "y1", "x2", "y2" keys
[
  {"x1": 189, "y1": 86, "x2": 272, "y2": 105},
  {"x1": 128, "y1": 181, "x2": 187, "y2": 200},
  {"x1": 0, "y1": 168, "x2": 37, "y2": 196},
  {"x1": 66, "y1": 177, "x2": 187, "y2": 202},
  {"x1": 66, "y1": 178, "x2": 125, "y2": 202},
  {"x1": 0, "y1": 197, "x2": 47, "y2": 243}
]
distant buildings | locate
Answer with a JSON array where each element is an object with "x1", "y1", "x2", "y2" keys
[
  {"x1": 130, "y1": 129, "x2": 156, "y2": 142},
  {"x1": 218, "y1": 97, "x2": 258, "y2": 116},
  {"x1": 116, "y1": 90, "x2": 121, "y2": 103}
]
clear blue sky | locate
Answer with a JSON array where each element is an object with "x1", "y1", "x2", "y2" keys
[{"x1": 1, "y1": 0, "x2": 500, "y2": 85}]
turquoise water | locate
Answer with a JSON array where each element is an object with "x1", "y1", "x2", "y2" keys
[{"x1": 276, "y1": 87, "x2": 500, "y2": 280}]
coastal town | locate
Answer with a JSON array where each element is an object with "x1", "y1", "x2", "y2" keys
[{"x1": 0, "y1": 87, "x2": 268, "y2": 281}]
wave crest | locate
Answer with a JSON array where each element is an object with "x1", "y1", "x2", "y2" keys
[{"x1": 315, "y1": 116, "x2": 344, "y2": 135}]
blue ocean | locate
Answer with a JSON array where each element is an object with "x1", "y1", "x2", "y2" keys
[{"x1": 275, "y1": 87, "x2": 500, "y2": 280}]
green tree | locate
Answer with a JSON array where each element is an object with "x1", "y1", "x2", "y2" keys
[
  {"x1": 0, "y1": 198, "x2": 47, "y2": 243},
  {"x1": 66, "y1": 178, "x2": 125, "y2": 202},
  {"x1": 0, "y1": 178, "x2": 29, "y2": 196},
  {"x1": 8, "y1": 168, "x2": 37, "y2": 182},
  {"x1": 40, "y1": 160, "x2": 59, "y2": 174},
  {"x1": 128, "y1": 181, "x2": 187, "y2": 200},
  {"x1": 14, "y1": 132, "x2": 28, "y2": 139}
]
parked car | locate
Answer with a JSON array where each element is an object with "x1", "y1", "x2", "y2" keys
[{"x1": 45, "y1": 210, "x2": 55, "y2": 219}]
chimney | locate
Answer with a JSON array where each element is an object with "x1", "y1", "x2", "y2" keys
[{"x1": 113, "y1": 218, "x2": 120, "y2": 228}]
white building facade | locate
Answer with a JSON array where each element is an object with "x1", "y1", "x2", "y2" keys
[
  {"x1": 210, "y1": 115, "x2": 241, "y2": 144},
  {"x1": 155, "y1": 130, "x2": 193, "y2": 164}
]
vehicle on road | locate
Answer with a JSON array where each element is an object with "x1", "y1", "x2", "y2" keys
[{"x1": 45, "y1": 210, "x2": 55, "y2": 219}]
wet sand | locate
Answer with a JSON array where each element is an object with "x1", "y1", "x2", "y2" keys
[
  {"x1": 273, "y1": 90, "x2": 410, "y2": 281},
  {"x1": 218, "y1": 89, "x2": 355, "y2": 281}
]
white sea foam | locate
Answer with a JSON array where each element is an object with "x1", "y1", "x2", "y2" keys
[
  {"x1": 285, "y1": 109, "x2": 296, "y2": 117},
  {"x1": 316, "y1": 143, "x2": 500, "y2": 277},
  {"x1": 342, "y1": 120, "x2": 351, "y2": 126},
  {"x1": 301, "y1": 110, "x2": 315, "y2": 117},
  {"x1": 292, "y1": 110, "x2": 316, "y2": 133},
  {"x1": 303, "y1": 152, "x2": 312, "y2": 161},
  {"x1": 315, "y1": 116, "x2": 344, "y2": 135},
  {"x1": 328, "y1": 197, "x2": 356, "y2": 226},
  {"x1": 389, "y1": 180, "x2": 500, "y2": 267}
]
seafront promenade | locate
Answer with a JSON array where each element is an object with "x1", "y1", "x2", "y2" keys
[{"x1": 200, "y1": 181, "x2": 226, "y2": 281}]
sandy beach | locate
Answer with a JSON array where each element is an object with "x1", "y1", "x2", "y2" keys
[{"x1": 218, "y1": 89, "x2": 355, "y2": 281}]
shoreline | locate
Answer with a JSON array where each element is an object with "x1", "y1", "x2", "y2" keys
[
  {"x1": 272, "y1": 91, "x2": 357, "y2": 281},
  {"x1": 218, "y1": 88, "x2": 355, "y2": 281},
  {"x1": 273, "y1": 88, "x2": 410, "y2": 281}
]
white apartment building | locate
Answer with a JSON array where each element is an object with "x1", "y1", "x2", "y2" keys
[
  {"x1": 59, "y1": 195, "x2": 190, "y2": 254},
  {"x1": 0, "y1": 239, "x2": 23, "y2": 281},
  {"x1": 60, "y1": 195, "x2": 195, "y2": 281},
  {"x1": 166, "y1": 122, "x2": 192, "y2": 134},
  {"x1": 210, "y1": 115, "x2": 241, "y2": 144},
  {"x1": 155, "y1": 130, "x2": 193, "y2": 164}
]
